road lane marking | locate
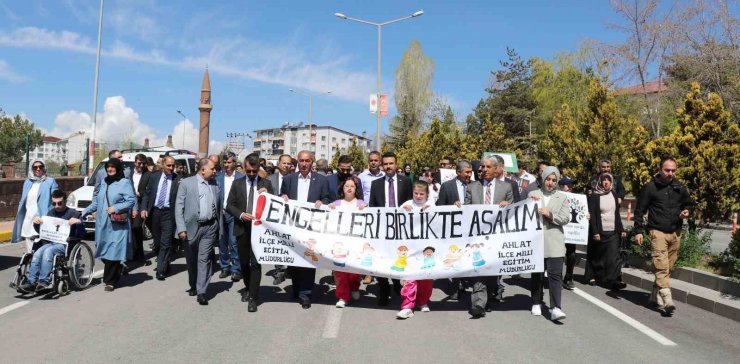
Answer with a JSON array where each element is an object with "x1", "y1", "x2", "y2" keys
[
  {"x1": 322, "y1": 306, "x2": 343, "y2": 339},
  {"x1": 0, "y1": 301, "x2": 31, "y2": 317},
  {"x1": 573, "y1": 287, "x2": 677, "y2": 346}
]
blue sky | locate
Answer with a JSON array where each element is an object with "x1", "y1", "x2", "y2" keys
[{"x1": 0, "y1": 0, "x2": 626, "y2": 152}]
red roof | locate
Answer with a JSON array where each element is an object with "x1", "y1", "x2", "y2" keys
[
  {"x1": 43, "y1": 136, "x2": 61, "y2": 143},
  {"x1": 616, "y1": 81, "x2": 668, "y2": 95}
]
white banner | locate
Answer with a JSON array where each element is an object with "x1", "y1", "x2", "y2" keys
[
  {"x1": 39, "y1": 216, "x2": 70, "y2": 244},
  {"x1": 562, "y1": 192, "x2": 589, "y2": 245},
  {"x1": 250, "y1": 193, "x2": 546, "y2": 279}
]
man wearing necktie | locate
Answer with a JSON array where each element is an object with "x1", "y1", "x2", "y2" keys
[
  {"x1": 280, "y1": 150, "x2": 331, "y2": 309},
  {"x1": 464, "y1": 156, "x2": 514, "y2": 318},
  {"x1": 175, "y1": 159, "x2": 222, "y2": 305},
  {"x1": 226, "y1": 153, "x2": 272, "y2": 312},
  {"x1": 368, "y1": 152, "x2": 412, "y2": 306},
  {"x1": 141, "y1": 156, "x2": 179, "y2": 281}
]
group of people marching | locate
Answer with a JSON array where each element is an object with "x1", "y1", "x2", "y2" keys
[{"x1": 12, "y1": 149, "x2": 693, "y2": 319}]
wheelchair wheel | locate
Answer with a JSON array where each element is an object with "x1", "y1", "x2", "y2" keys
[
  {"x1": 10, "y1": 254, "x2": 33, "y2": 293},
  {"x1": 68, "y1": 242, "x2": 94, "y2": 290},
  {"x1": 56, "y1": 280, "x2": 69, "y2": 295}
]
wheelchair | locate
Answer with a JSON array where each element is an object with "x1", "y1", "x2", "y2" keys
[{"x1": 9, "y1": 236, "x2": 95, "y2": 296}]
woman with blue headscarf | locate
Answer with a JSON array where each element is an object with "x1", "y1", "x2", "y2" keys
[
  {"x1": 528, "y1": 166, "x2": 572, "y2": 322},
  {"x1": 12, "y1": 159, "x2": 59, "y2": 252}
]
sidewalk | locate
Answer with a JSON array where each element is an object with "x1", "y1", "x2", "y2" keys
[{"x1": 0, "y1": 220, "x2": 12, "y2": 242}]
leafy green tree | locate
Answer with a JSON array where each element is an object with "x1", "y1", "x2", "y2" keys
[
  {"x1": 0, "y1": 109, "x2": 44, "y2": 165},
  {"x1": 644, "y1": 83, "x2": 740, "y2": 221},
  {"x1": 329, "y1": 143, "x2": 341, "y2": 170},
  {"x1": 388, "y1": 40, "x2": 435, "y2": 150},
  {"x1": 346, "y1": 137, "x2": 368, "y2": 172}
]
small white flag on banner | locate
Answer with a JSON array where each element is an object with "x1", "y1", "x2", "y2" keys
[{"x1": 369, "y1": 94, "x2": 378, "y2": 114}]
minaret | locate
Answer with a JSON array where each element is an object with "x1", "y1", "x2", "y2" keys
[{"x1": 198, "y1": 67, "x2": 212, "y2": 158}]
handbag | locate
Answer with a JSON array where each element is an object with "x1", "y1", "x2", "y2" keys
[
  {"x1": 106, "y1": 185, "x2": 129, "y2": 223},
  {"x1": 142, "y1": 222, "x2": 153, "y2": 239}
]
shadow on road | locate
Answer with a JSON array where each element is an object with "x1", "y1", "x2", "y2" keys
[{"x1": 0, "y1": 254, "x2": 20, "y2": 271}]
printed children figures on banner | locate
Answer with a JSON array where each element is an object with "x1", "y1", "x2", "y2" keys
[
  {"x1": 39, "y1": 216, "x2": 71, "y2": 244},
  {"x1": 251, "y1": 192, "x2": 549, "y2": 280},
  {"x1": 562, "y1": 192, "x2": 589, "y2": 245}
]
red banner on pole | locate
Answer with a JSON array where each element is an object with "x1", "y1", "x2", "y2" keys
[{"x1": 380, "y1": 94, "x2": 388, "y2": 117}]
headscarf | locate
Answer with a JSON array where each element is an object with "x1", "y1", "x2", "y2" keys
[
  {"x1": 28, "y1": 158, "x2": 47, "y2": 182},
  {"x1": 592, "y1": 172, "x2": 614, "y2": 195},
  {"x1": 104, "y1": 158, "x2": 125, "y2": 185},
  {"x1": 540, "y1": 166, "x2": 561, "y2": 196}
]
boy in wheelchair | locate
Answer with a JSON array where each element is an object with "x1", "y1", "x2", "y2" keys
[{"x1": 19, "y1": 190, "x2": 86, "y2": 292}]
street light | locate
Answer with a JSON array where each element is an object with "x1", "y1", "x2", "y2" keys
[
  {"x1": 289, "y1": 88, "x2": 332, "y2": 153},
  {"x1": 88, "y1": 0, "x2": 104, "y2": 175},
  {"x1": 335, "y1": 9, "x2": 424, "y2": 150},
  {"x1": 176, "y1": 110, "x2": 187, "y2": 150}
]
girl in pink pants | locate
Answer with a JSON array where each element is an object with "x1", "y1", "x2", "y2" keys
[{"x1": 397, "y1": 181, "x2": 436, "y2": 319}]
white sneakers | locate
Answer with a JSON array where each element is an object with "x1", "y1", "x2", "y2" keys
[
  {"x1": 531, "y1": 304, "x2": 542, "y2": 316},
  {"x1": 550, "y1": 307, "x2": 567, "y2": 321},
  {"x1": 335, "y1": 299, "x2": 346, "y2": 308},
  {"x1": 351, "y1": 291, "x2": 360, "y2": 301},
  {"x1": 420, "y1": 304, "x2": 430, "y2": 312},
  {"x1": 396, "y1": 308, "x2": 414, "y2": 319}
]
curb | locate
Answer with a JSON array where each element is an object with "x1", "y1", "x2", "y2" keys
[
  {"x1": 0, "y1": 230, "x2": 10, "y2": 242},
  {"x1": 574, "y1": 250, "x2": 740, "y2": 322}
]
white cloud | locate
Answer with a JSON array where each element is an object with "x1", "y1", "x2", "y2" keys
[
  {"x1": 0, "y1": 26, "x2": 375, "y2": 102},
  {"x1": 0, "y1": 59, "x2": 25, "y2": 82},
  {"x1": 49, "y1": 95, "x2": 222, "y2": 154}
]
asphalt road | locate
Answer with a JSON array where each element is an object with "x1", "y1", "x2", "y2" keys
[{"x1": 0, "y1": 240, "x2": 738, "y2": 364}]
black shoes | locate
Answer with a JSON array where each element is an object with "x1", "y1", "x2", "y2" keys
[
  {"x1": 186, "y1": 288, "x2": 197, "y2": 297},
  {"x1": 485, "y1": 304, "x2": 493, "y2": 313},
  {"x1": 231, "y1": 273, "x2": 243, "y2": 282},
  {"x1": 469, "y1": 305, "x2": 486, "y2": 318},
  {"x1": 377, "y1": 295, "x2": 390, "y2": 307},
  {"x1": 156, "y1": 273, "x2": 166, "y2": 281},
  {"x1": 248, "y1": 300, "x2": 258, "y2": 312},
  {"x1": 563, "y1": 279, "x2": 575, "y2": 290},
  {"x1": 197, "y1": 294, "x2": 208, "y2": 305},
  {"x1": 219, "y1": 271, "x2": 230, "y2": 279},
  {"x1": 611, "y1": 281, "x2": 627, "y2": 290},
  {"x1": 299, "y1": 294, "x2": 311, "y2": 309},
  {"x1": 19, "y1": 281, "x2": 35, "y2": 292},
  {"x1": 241, "y1": 291, "x2": 250, "y2": 303}
]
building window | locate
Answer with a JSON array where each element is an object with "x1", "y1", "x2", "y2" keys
[{"x1": 321, "y1": 136, "x2": 326, "y2": 141}]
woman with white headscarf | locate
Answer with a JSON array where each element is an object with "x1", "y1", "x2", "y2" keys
[
  {"x1": 12, "y1": 159, "x2": 59, "y2": 252},
  {"x1": 528, "y1": 166, "x2": 572, "y2": 322}
]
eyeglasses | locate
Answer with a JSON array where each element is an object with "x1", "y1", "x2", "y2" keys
[
  {"x1": 51, "y1": 201, "x2": 65, "y2": 206},
  {"x1": 338, "y1": 168, "x2": 351, "y2": 173},
  {"x1": 32, "y1": 165, "x2": 44, "y2": 170},
  {"x1": 244, "y1": 169, "x2": 259, "y2": 175}
]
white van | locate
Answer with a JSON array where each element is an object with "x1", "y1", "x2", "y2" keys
[{"x1": 66, "y1": 147, "x2": 196, "y2": 233}]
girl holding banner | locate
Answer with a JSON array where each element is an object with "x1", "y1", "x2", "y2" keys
[
  {"x1": 396, "y1": 181, "x2": 436, "y2": 319},
  {"x1": 329, "y1": 177, "x2": 366, "y2": 308},
  {"x1": 528, "y1": 167, "x2": 572, "y2": 322}
]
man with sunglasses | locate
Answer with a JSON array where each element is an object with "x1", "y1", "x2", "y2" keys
[
  {"x1": 129, "y1": 154, "x2": 152, "y2": 266},
  {"x1": 226, "y1": 153, "x2": 272, "y2": 312},
  {"x1": 20, "y1": 190, "x2": 86, "y2": 292},
  {"x1": 327, "y1": 155, "x2": 363, "y2": 202},
  {"x1": 633, "y1": 157, "x2": 694, "y2": 316},
  {"x1": 141, "y1": 156, "x2": 180, "y2": 281}
]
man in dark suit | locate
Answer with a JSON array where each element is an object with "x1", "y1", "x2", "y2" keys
[
  {"x1": 368, "y1": 152, "x2": 412, "y2": 306},
  {"x1": 129, "y1": 153, "x2": 152, "y2": 267},
  {"x1": 141, "y1": 155, "x2": 180, "y2": 281},
  {"x1": 267, "y1": 154, "x2": 293, "y2": 285},
  {"x1": 464, "y1": 155, "x2": 514, "y2": 318},
  {"x1": 280, "y1": 150, "x2": 331, "y2": 309},
  {"x1": 436, "y1": 160, "x2": 473, "y2": 300},
  {"x1": 327, "y1": 155, "x2": 363, "y2": 202},
  {"x1": 215, "y1": 154, "x2": 244, "y2": 281},
  {"x1": 226, "y1": 153, "x2": 272, "y2": 312}
]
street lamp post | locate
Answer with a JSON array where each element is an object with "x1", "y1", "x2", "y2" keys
[
  {"x1": 289, "y1": 89, "x2": 331, "y2": 153},
  {"x1": 88, "y1": 0, "x2": 105, "y2": 175},
  {"x1": 176, "y1": 110, "x2": 187, "y2": 150},
  {"x1": 334, "y1": 10, "x2": 424, "y2": 151}
]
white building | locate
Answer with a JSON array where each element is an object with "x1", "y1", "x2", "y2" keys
[
  {"x1": 24, "y1": 131, "x2": 88, "y2": 165},
  {"x1": 252, "y1": 123, "x2": 372, "y2": 162}
]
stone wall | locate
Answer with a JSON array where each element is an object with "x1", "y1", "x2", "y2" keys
[{"x1": 0, "y1": 177, "x2": 84, "y2": 219}]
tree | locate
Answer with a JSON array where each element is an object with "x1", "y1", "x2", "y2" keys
[
  {"x1": 644, "y1": 83, "x2": 740, "y2": 221},
  {"x1": 387, "y1": 40, "x2": 435, "y2": 150},
  {"x1": 345, "y1": 137, "x2": 368, "y2": 172},
  {"x1": 0, "y1": 109, "x2": 44, "y2": 165},
  {"x1": 397, "y1": 113, "x2": 464, "y2": 173},
  {"x1": 458, "y1": 117, "x2": 514, "y2": 163},
  {"x1": 328, "y1": 144, "x2": 341, "y2": 170}
]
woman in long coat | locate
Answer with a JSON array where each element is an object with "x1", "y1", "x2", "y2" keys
[
  {"x1": 12, "y1": 159, "x2": 58, "y2": 252},
  {"x1": 82, "y1": 158, "x2": 135, "y2": 292},
  {"x1": 585, "y1": 173, "x2": 627, "y2": 290},
  {"x1": 528, "y1": 166, "x2": 572, "y2": 322}
]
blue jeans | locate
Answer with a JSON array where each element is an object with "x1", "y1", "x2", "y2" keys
[
  {"x1": 218, "y1": 215, "x2": 241, "y2": 274},
  {"x1": 27, "y1": 242, "x2": 66, "y2": 284}
]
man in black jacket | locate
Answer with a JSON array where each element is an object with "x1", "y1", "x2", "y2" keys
[
  {"x1": 129, "y1": 153, "x2": 151, "y2": 266},
  {"x1": 226, "y1": 153, "x2": 272, "y2": 312},
  {"x1": 588, "y1": 159, "x2": 626, "y2": 202},
  {"x1": 368, "y1": 152, "x2": 411, "y2": 306},
  {"x1": 633, "y1": 157, "x2": 694, "y2": 316},
  {"x1": 141, "y1": 156, "x2": 180, "y2": 281}
]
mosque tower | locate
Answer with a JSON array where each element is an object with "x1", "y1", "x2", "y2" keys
[{"x1": 198, "y1": 67, "x2": 212, "y2": 157}]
